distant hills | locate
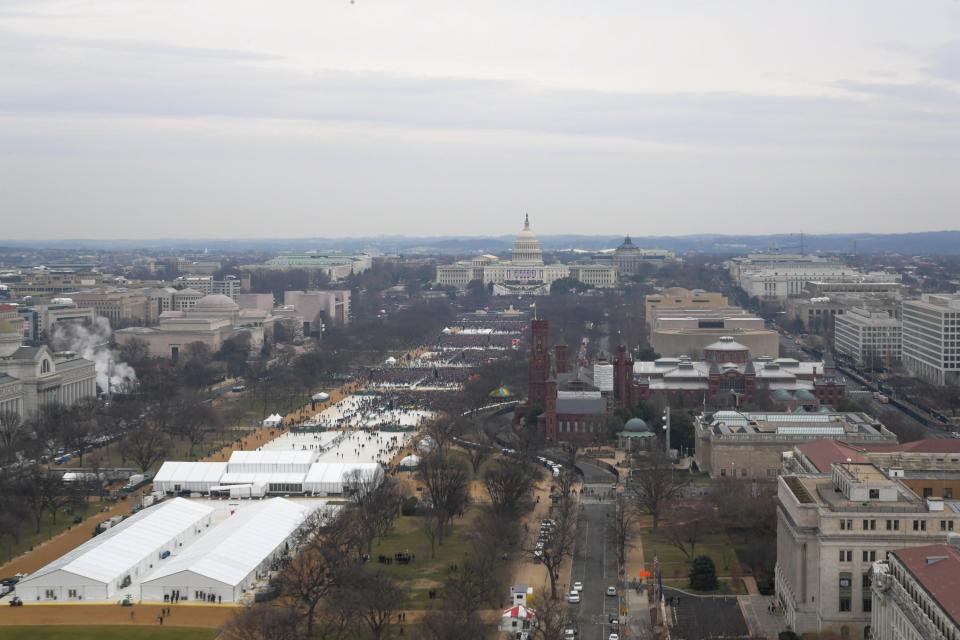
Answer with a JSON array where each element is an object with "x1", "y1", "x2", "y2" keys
[{"x1": 3, "y1": 231, "x2": 960, "y2": 255}]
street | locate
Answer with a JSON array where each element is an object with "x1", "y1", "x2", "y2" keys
[{"x1": 569, "y1": 460, "x2": 621, "y2": 639}]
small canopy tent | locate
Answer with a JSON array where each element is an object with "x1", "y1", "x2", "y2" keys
[
  {"x1": 398, "y1": 454, "x2": 420, "y2": 470},
  {"x1": 499, "y1": 604, "x2": 537, "y2": 634},
  {"x1": 262, "y1": 414, "x2": 284, "y2": 428}
]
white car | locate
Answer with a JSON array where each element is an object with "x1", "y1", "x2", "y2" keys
[
  {"x1": 573, "y1": 581, "x2": 583, "y2": 592},
  {"x1": 606, "y1": 586, "x2": 617, "y2": 597},
  {"x1": 567, "y1": 590, "x2": 581, "y2": 604},
  {"x1": 609, "y1": 634, "x2": 620, "y2": 640}
]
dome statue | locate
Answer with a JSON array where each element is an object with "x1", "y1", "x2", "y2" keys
[
  {"x1": 624, "y1": 417, "x2": 649, "y2": 432},
  {"x1": 511, "y1": 214, "x2": 544, "y2": 265},
  {"x1": 193, "y1": 293, "x2": 239, "y2": 312}
]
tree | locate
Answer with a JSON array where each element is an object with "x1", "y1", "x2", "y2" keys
[
  {"x1": 120, "y1": 425, "x2": 170, "y2": 472},
  {"x1": 465, "y1": 440, "x2": 491, "y2": 475},
  {"x1": 336, "y1": 568, "x2": 405, "y2": 640},
  {"x1": 528, "y1": 589, "x2": 575, "y2": 640},
  {"x1": 344, "y1": 471, "x2": 402, "y2": 555},
  {"x1": 61, "y1": 399, "x2": 101, "y2": 466},
  {"x1": 216, "y1": 332, "x2": 252, "y2": 378},
  {"x1": 666, "y1": 504, "x2": 711, "y2": 562},
  {"x1": 417, "y1": 452, "x2": 471, "y2": 546},
  {"x1": 627, "y1": 448, "x2": 689, "y2": 529},
  {"x1": 220, "y1": 604, "x2": 301, "y2": 640},
  {"x1": 689, "y1": 555, "x2": 718, "y2": 591},
  {"x1": 180, "y1": 341, "x2": 221, "y2": 389},
  {"x1": 278, "y1": 512, "x2": 358, "y2": 639},
  {"x1": 118, "y1": 337, "x2": 151, "y2": 371},
  {"x1": 0, "y1": 410, "x2": 27, "y2": 464},
  {"x1": 609, "y1": 494, "x2": 640, "y2": 568},
  {"x1": 534, "y1": 471, "x2": 578, "y2": 599},
  {"x1": 483, "y1": 458, "x2": 536, "y2": 519},
  {"x1": 173, "y1": 393, "x2": 220, "y2": 457}
]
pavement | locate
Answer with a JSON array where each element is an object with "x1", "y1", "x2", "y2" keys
[
  {"x1": 738, "y1": 594, "x2": 789, "y2": 640},
  {"x1": 662, "y1": 587, "x2": 749, "y2": 640}
]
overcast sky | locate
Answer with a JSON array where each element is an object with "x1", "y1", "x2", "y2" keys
[{"x1": 0, "y1": 0, "x2": 958, "y2": 240}]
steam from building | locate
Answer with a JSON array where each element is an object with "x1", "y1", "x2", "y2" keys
[{"x1": 53, "y1": 317, "x2": 137, "y2": 394}]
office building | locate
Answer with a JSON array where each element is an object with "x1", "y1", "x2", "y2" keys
[
  {"x1": 776, "y1": 463, "x2": 960, "y2": 638},
  {"x1": 69, "y1": 288, "x2": 153, "y2": 326},
  {"x1": 871, "y1": 542, "x2": 960, "y2": 640},
  {"x1": 172, "y1": 276, "x2": 241, "y2": 299},
  {"x1": 650, "y1": 309, "x2": 779, "y2": 359},
  {"x1": 694, "y1": 410, "x2": 895, "y2": 479},
  {"x1": 612, "y1": 236, "x2": 676, "y2": 276},
  {"x1": 834, "y1": 307, "x2": 902, "y2": 368},
  {"x1": 644, "y1": 288, "x2": 730, "y2": 324},
  {"x1": 283, "y1": 290, "x2": 351, "y2": 331},
  {"x1": 901, "y1": 294, "x2": 960, "y2": 386}
]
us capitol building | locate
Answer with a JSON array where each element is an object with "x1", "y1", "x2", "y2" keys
[{"x1": 435, "y1": 216, "x2": 620, "y2": 295}]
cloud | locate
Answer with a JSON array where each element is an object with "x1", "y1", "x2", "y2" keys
[{"x1": 924, "y1": 39, "x2": 960, "y2": 83}]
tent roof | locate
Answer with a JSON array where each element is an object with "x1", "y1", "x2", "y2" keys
[
  {"x1": 23, "y1": 498, "x2": 213, "y2": 585},
  {"x1": 304, "y1": 462, "x2": 382, "y2": 485},
  {"x1": 154, "y1": 461, "x2": 228, "y2": 485},
  {"x1": 219, "y1": 472, "x2": 306, "y2": 485},
  {"x1": 143, "y1": 498, "x2": 311, "y2": 588},
  {"x1": 228, "y1": 450, "x2": 317, "y2": 466}
]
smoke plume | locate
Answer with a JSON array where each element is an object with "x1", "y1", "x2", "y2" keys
[{"x1": 53, "y1": 317, "x2": 137, "y2": 394}]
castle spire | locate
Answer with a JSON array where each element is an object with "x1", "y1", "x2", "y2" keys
[{"x1": 524, "y1": 213, "x2": 530, "y2": 230}]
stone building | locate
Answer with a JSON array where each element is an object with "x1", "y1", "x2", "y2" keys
[
  {"x1": 694, "y1": 409, "x2": 896, "y2": 479},
  {"x1": 777, "y1": 463, "x2": 960, "y2": 639}
]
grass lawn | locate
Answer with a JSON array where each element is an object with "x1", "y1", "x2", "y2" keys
[
  {"x1": 641, "y1": 527, "x2": 737, "y2": 581},
  {"x1": 0, "y1": 498, "x2": 105, "y2": 564},
  {"x1": 0, "y1": 627, "x2": 216, "y2": 640},
  {"x1": 365, "y1": 506, "x2": 486, "y2": 608}
]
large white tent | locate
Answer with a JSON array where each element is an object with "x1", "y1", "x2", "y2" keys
[
  {"x1": 140, "y1": 498, "x2": 311, "y2": 603},
  {"x1": 303, "y1": 462, "x2": 383, "y2": 495},
  {"x1": 17, "y1": 498, "x2": 214, "y2": 602},
  {"x1": 227, "y1": 450, "x2": 317, "y2": 474},
  {"x1": 153, "y1": 462, "x2": 228, "y2": 494}
]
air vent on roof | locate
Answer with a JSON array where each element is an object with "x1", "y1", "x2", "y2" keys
[{"x1": 926, "y1": 556, "x2": 948, "y2": 565}]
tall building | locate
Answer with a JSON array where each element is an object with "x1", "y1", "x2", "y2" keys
[
  {"x1": 613, "y1": 236, "x2": 675, "y2": 276},
  {"x1": 68, "y1": 287, "x2": 152, "y2": 326},
  {"x1": 0, "y1": 304, "x2": 98, "y2": 419},
  {"x1": 283, "y1": 290, "x2": 351, "y2": 332},
  {"x1": 901, "y1": 294, "x2": 960, "y2": 386},
  {"x1": 871, "y1": 542, "x2": 960, "y2": 640},
  {"x1": 776, "y1": 463, "x2": 960, "y2": 638},
  {"x1": 435, "y1": 216, "x2": 617, "y2": 295},
  {"x1": 834, "y1": 307, "x2": 902, "y2": 368},
  {"x1": 172, "y1": 276, "x2": 242, "y2": 299}
]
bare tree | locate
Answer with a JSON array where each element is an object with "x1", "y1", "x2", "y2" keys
[
  {"x1": 666, "y1": 505, "x2": 711, "y2": 562},
  {"x1": 120, "y1": 425, "x2": 170, "y2": 472},
  {"x1": 277, "y1": 512, "x2": 357, "y2": 639},
  {"x1": 336, "y1": 568, "x2": 406, "y2": 640},
  {"x1": 533, "y1": 471, "x2": 578, "y2": 599},
  {"x1": 0, "y1": 410, "x2": 27, "y2": 463},
  {"x1": 344, "y1": 470, "x2": 402, "y2": 555},
  {"x1": 220, "y1": 604, "x2": 301, "y2": 640},
  {"x1": 464, "y1": 439, "x2": 492, "y2": 475},
  {"x1": 483, "y1": 458, "x2": 537, "y2": 518},
  {"x1": 417, "y1": 452, "x2": 471, "y2": 546},
  {"x1": 627, "y1": 448, "x2": 689, "y2": 529},
  {"x1": 528, "y1": 588, "x2": 575, "y2": 640},
  {"x1": 608, "y1": 493, "x2": 640, "y2": 568}
]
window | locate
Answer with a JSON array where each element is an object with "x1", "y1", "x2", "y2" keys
[
  {"x1": 839, "y1": 550, "x2": 852, "y2": 562},
  {"x1": 841, "y1": 519, "x2": 852, "y2": 530},
  {"x1": 869, "y1": 489, "x2": 880, "y2": 499},
  {"x1": 68, "y1": 589, "x2": 77, "y2": 598},
  {"x1": 886, "y1": 519, "x2": 899, "y2": 531},
  {"x1": 946, "y1": 488, "x2": 954, "y2": 500},
  {"x1": 923, "y1": 487, "x2": 934, "y2": 498},
  {"x1": 862, "y1": 598, "x2": 872, "y2": 613},
  {"x1": 862, "y1": 550, "x2": 876, "y2": 562},
  {"x1": 44, "y1": 589, "x2": 55, "y2": 599},
  {"x1": 720, "y1": 469, "x2": 726, "y2": 477},
  {"x1": 839, "y1": 597, "x2": 851, "y2": 612},
  {"x1": 863, "y1": 519, "x2": 876, "y2": 531},
  {"x1": 941, "y1": 520, "x2": 955, "y2": 531},
  {"x1": 913, "y1": 520, "x2": 927, "y2": 532}
]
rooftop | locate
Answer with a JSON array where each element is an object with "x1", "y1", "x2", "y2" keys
[{"x1": 892, "y1": 544, "x2": 960, "y2": 627}]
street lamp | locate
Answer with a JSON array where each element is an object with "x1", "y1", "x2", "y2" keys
[{"x1": 662, "y1": 406, "x2": 671, "y2": 457}]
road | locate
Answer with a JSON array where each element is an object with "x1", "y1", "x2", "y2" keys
[{"x1": 569, "y1": 460, "x2": 621, "y2": 640}]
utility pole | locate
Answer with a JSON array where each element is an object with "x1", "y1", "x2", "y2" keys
[{"x1": 662, "y1": 406, "x2": 671, "y2": 457}]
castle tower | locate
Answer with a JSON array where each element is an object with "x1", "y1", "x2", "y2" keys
[{"x1": 527, "y1": 318, "x2": 550, "y2": 408}]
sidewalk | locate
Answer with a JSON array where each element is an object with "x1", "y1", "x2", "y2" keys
[
  {"x1": 738, "y1": 595, "x2": 787, "y2": 640},
  {"x1": 624, "y1": 513, "x2": 654, "y2": 640}
]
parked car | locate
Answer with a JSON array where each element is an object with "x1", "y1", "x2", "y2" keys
[
  {"x1": 606, "y1": 586, "x2": 617, "y2": 597},
  {"x1": 573, "y1": 581, "x2": 583, "y2": 592},
  {"x1": 567, "y1": 590, "x2": 581, "y2": 604}
]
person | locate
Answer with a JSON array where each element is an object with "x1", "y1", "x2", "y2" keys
[{"x1": 130, "y1": 610, "x2": 135, "y2": 620}]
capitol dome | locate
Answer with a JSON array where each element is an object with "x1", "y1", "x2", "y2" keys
[
  {"x1": 193, "y1": 294, "x2": 239, "y2": 312},
  {"x1": 511, "y1": 214, "x2": 544, "y2": 265},
  {"x1": 624, "y1": 417, "x2": 650, "y2": 432}
]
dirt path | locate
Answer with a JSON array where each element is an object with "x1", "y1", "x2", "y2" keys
[{"x1": 0, "y1": 602, "x2": 235, "y2": 628}]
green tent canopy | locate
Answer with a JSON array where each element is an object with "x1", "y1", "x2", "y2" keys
[{"x1": 489, "y1": 385, "x2": 514, "y2": 398}]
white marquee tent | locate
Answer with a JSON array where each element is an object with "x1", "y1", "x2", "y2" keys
[
  {"x1": 262, "y1": 414, "x2": 284, "y2": 427},
  {"x1": 153, "y1": 462, "x2": 228, "y2": 494},
  {"x1": 398, "y1": 455, "x2": 421, "y2": 469},
  {"x1": 140, "y1": 498, "x2": 312, "y2": 603},
  {"x1": 227, "y1": 450, "x2": 317, "y2": 474},
  {"x1": 17, "y1": 498, "x2": 214, "y2": 602},
  {"x1": 303, "y1": 462, "x2": 383, "y2": 495}
]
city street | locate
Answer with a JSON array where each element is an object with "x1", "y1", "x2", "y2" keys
[{"x1": 569, "y1": 460, "x2": 621, "y2": 639}]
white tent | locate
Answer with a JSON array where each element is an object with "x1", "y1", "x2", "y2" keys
[
  {"x1": 398, "y1": 455, "x2": 421, "y2": 469},
  {"x1": 312, "y1": 392, "x2": 330, "y2": 402},
  {"x1": 262, "y1": 414, "x2": 284, "y2": 427},
  {"x1": 153, "y1": 462, "x2": 228, "y2": 494},
  {"x1": 17, "y1": 498, "x2": 214, "y2": 602},
  {"x1": 140, "y1": 498, "x2": 312, "y2": 603},
  {"x1": 303, "y1": 462, "x2": 383, "y2": 495},
  {"x1": 416, "y1": 435, "x2": 436, "y2": 453},
  {"x1": 227, "y1": 450, "x2": 317, "y2": 474},
  {"x1": 385, "y1": 356, "x2": 398, "y2": 365}
]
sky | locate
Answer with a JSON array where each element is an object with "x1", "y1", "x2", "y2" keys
[{"x1": 0, "y1": 0, "x2": 958, "y2": 240}]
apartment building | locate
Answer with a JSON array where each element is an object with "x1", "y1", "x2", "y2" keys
[
  {"x1": 834, "y1": 307, "x2": 902, "y2": 368},
  {"x1": 871, "y1": 542, "x2": 960, "y2": 640},
  {"x1": 777, "y1": 463, "x2": 960, "y2": 639},
  {"x1": 901, "y1": 294, "x2": 960, "y2": 386}
]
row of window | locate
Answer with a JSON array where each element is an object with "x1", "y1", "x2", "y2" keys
[{"x1": 838, "y1": 518, "x2": 954, "y2": 533}]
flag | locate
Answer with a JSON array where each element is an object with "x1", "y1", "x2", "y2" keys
[{"x1": 653, "y1": 551, "x2": 664, "y2": 603}]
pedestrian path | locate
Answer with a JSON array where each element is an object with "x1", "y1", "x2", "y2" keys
[{"x1": 738, "y1": 594, "x2": 788, "y2": 640}]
